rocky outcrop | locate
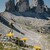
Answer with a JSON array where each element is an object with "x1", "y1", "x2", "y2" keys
[
  {"x1": 5, "y1": 0, "x2": 15, "y2": 12},
  {"x1": 32, "y1": 0, "x2": 44, "y2": 13},
  {"x1": 32, "y1": 0, "x2": 44, "y2": 7},
  {"x1": 16, "y1": 0, "x2": 29, "y2": 12},
  {"x1": 5, "y1": 0, "x2": 49, "y2": 13}
]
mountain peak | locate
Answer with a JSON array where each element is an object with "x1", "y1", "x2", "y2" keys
[{"x1": 5, "y1": 0, "x2": 49, "y2": 13}]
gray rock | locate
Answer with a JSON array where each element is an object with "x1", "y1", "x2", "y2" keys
[
  {"x1": 16, "y1": 0, "x2": 29, "y2": 12},
  {"x1": 32, "y1": 0, "x2": 44, "y2": 13},
  {"x1": 32, "y1": 0, "x2": 44, "y2": 7},
  {"x1": 5, "y1": 0, "x2": 15, "y2": 12}
]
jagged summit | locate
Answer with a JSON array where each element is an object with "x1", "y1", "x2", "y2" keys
[
  {"x1": 5, "y1": 0, "x2": 15, "y2": 12},
  {"x1": 5, "y1": 0, "x2": 50, "y2": 13},
  {"x1": 32, "y1": 0, "x2": 44, "y2": 13},
  {"x1": 32, "y1": 0, "x2": 44, "y2": 7},
  {"x1": 15, "y1": 0, "x2": 29, "y2": 12}
]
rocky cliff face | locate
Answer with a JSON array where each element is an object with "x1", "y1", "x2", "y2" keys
[
  {"x1": 5, "y1": 0, "x2": 49, "y2": 13},
  {"x1": 5, "y1": 0, "x2": 50, "y2": 16},
  {"x1": 5, "y1": 0, "x2": 15, "y2": 12},
  {"x1": 32, "y1": 0, "x2": 44, "y2": 13},
  {"x1": 16, "y1": 0, "x2": 29, "y2": 12}
]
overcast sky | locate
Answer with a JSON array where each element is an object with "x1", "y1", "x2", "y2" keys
[{"x1": 0, "y1": 0, "x2": 50, "y2": 12}]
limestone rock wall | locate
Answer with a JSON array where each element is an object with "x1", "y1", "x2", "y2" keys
[
  {"x1": 32, "y1": 0, "x2": 38, "y2": 7},
  {"x1": 5, "y1": 0, "x2": 48, "y2": 13},
  {"x1": 32, "y1": 0, "x2": 44, "y2": 13},
  {"x1": 5, "y1": 0, "x2": 15, "y2": 12},
  {"x1": 16, "y1": 0, "x2": 29, "y2": 12}
]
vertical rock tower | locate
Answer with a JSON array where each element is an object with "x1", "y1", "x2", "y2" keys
[
  {"x1": 16, "y1": 0, "x2": 29, "y2": 12},
  {"x1": 5, "y1": 0, "x2": 15, "y2": 12},
  {"x1": 32, "y1": 0, "x2": 44, "y2": 13},
  {"x1": 32, "y1": 0, "x2": 38, "y2": 7}
]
